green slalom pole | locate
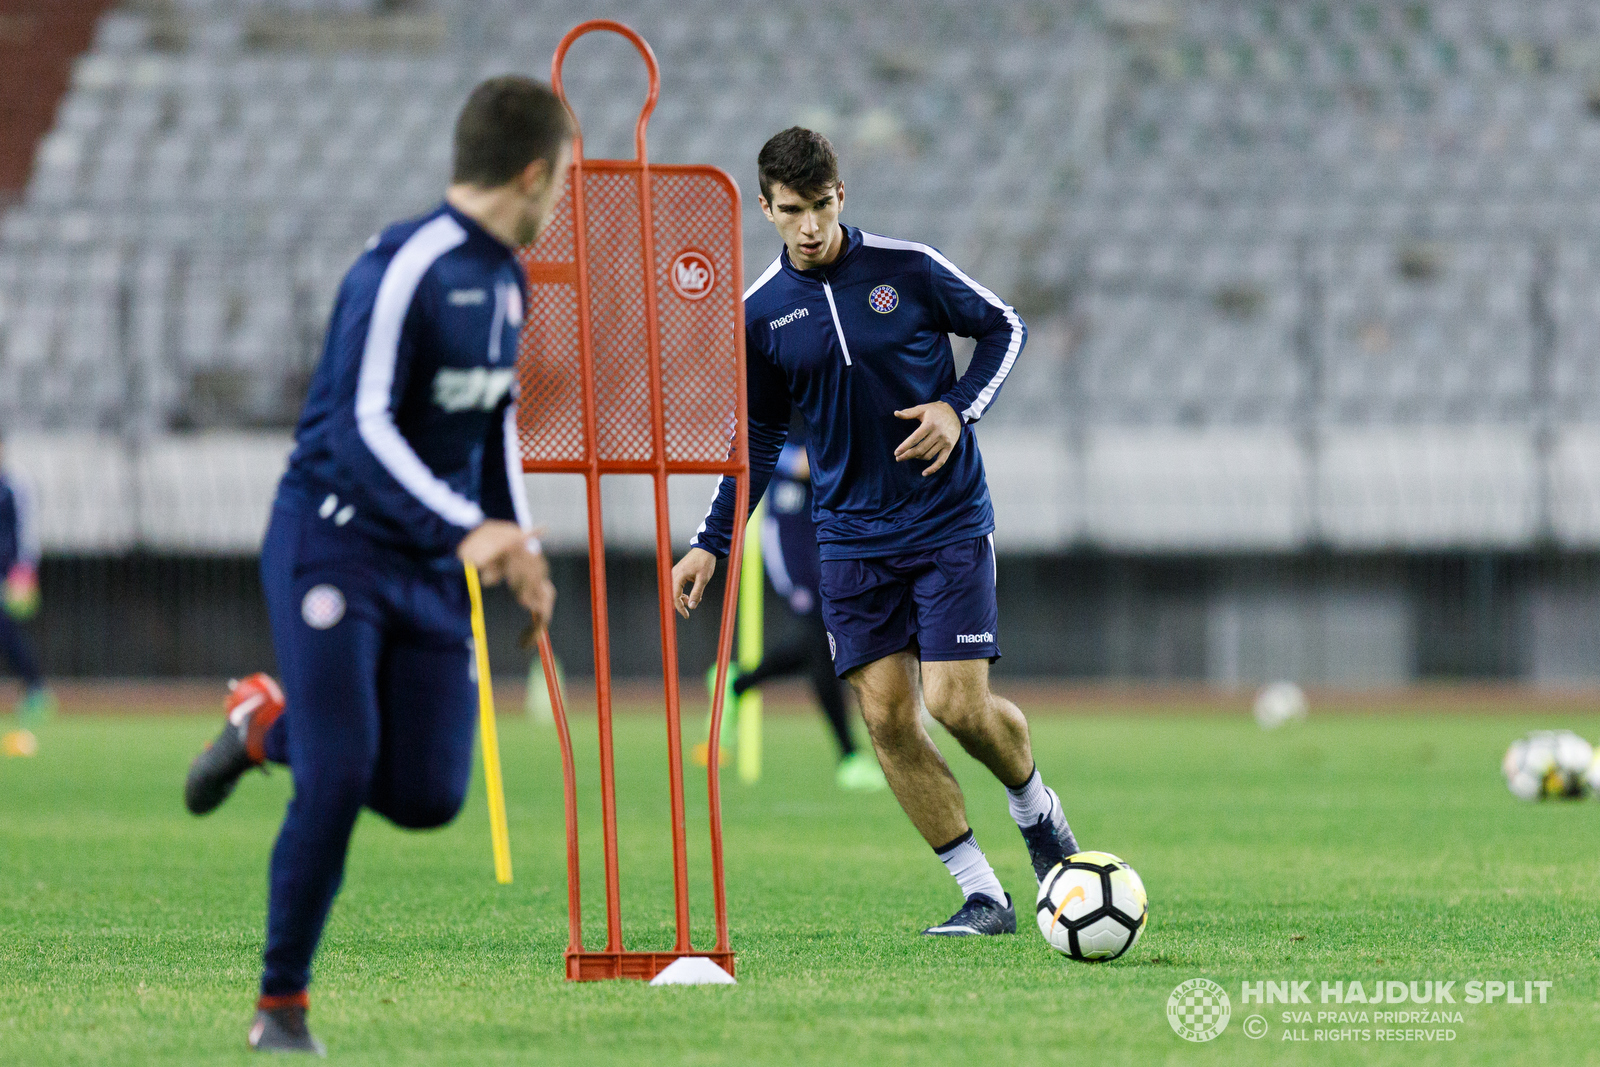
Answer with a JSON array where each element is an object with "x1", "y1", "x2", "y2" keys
[{"x1": 736, "y1": 503, "x2": 764, "y2": 784}]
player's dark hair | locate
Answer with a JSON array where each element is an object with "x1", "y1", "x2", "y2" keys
[
  {"x1": 452, "y1": 76, "x2": 573, "y2": 188},
  {"x1": 757, "y1": 127, "x2": 840, "y2": 202}
]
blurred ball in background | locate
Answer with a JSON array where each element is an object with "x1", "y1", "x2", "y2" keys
[
  {"x1": 1502, "y1": 730, "x2": 1593, "y2": 801},
  {"x1": 1253, "y1": 681, "x2": 1308, "y2": 730}
]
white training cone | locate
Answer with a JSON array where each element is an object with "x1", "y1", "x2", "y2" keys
[{"x1": 649, "y1": 957, "x2": 736, "y2": 986}]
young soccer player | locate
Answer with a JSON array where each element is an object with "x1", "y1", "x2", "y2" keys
[
  {"x1": 182, "y1": 77, "x2": 569, "y2": 1053},
  {"x1": 673, "y1": 128, "x2": 1079, "y2": 937},
  {"x1": 708, "y1": 427, "x2": 885, "y2": 791},
  {"x1": 0, "y1": 433, "x2": 53, "y2": 727}
]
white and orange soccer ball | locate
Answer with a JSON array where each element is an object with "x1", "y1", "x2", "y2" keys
[{"x1": 1035, "y1": 851, "x2": 1148, "y2": 961}]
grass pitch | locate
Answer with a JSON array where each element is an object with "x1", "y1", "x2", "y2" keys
[{"x1": 2, "y1": 695, "x2": 1599, "y2": 1066}]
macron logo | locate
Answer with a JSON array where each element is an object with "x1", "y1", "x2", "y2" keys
[
  {"x1": 955, "y1": 632, "x2": 994, "y2": 644},
  {"x1": 769, "y1": 307, "x2": 809, "y2": 331}
]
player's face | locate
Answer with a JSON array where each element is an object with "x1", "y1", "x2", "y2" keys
[
  {"x1": 514, "y1": 140, "x2": 573, "y2": 246},
  {"x1": 759, "y1": 181, "x2": 845, "y2": 270}
]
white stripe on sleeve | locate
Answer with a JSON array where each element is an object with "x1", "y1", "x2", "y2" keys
[
  {"x1": 502, "y1": 400, "x2": 533, "y2": 529},
  {"x1": 355, "y1": 214, "x2": 486, "y2": 531},
  {"x1": 743, "y1": 255, "x2": 783, "y2": 301},
  {"x1": 487, "y1": 280, "x2": 509, "y2": 364},
  {"x1": 690, "y1": 474, "x2": 726, "y2": 548},
  {"x1": 692, "y1": 251, "x2": 785, "y2": 552},
  {"x1": 860, "y1": 231, "x2": 1023, "y2": 422}
]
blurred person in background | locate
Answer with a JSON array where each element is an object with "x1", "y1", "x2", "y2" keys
[
  {"x1": 703, "y1": 425, "x2": 886, "y2": 791},
  {"x1": 179, "y1": 76, "x2": 567, "y2": 1055},
  {"x1": 0, "y1": 432, "x2": 54, "y2": 727}
]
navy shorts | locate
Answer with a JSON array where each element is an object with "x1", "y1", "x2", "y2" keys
[{"x1": 818, "y1": 535, "x2": 1000, "y2": 677}]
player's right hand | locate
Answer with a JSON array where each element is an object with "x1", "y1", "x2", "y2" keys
[
  {"x1": 671, "y1": 548, "x2": 717, "y2": 619},
  {"x1": 457, "y1": 520, "x2": 529, "y2": 582},
  {"x1": 460, "y1": 520, "x2": 556, "y2": 635}
]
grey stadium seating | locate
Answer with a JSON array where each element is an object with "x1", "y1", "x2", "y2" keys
[{"x1": 4, "y1": 0, "x2": 1600, "y2": 553}]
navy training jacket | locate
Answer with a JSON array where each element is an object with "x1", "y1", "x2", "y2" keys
[
  {"x1": 691, "y1": 225, "x2": 1025, "y2": 561},
  {"x1": 0, "y1": 468, "x2": 38, "y2": 574},
  {"x1": 276, "y1": 203, "x2": 532, "y2": 560}
]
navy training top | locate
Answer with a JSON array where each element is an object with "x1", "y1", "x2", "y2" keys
[
  {"x1": 276, "y1": 203, "x2": 532, "y2": 560},
  {"x1": 0, "y1": 468, "x2": 38, "y2": 574},
  {"x1": 691, "y1": 225, "x2": 1025, "y2": 561}
]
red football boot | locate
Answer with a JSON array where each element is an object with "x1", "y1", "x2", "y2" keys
[{"x1": 183, "y1": 673, "x2": 286, "y2": 815}]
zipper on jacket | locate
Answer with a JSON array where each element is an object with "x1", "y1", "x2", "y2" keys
[{"x1": 821, "y1": 279, "x2": 853, "y2": 366}]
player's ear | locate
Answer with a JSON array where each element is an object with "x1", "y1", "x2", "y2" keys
[
  {"x1": 758, "y1": 194, "x2": 774, "y2": 222},
  {"x1": 834, "y1": 181, "x2": 845, "y2": 212},
  {"x1": 517, "y1": 156, "x2": 554, "y2": 198}
]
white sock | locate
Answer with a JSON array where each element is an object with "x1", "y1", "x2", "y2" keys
[
  {"x1": 1006, "y1": 767, "x2": 1056, "y2": 828},
  {"x1": 934, "y1": 831, "x2": 1006, "y2": 903}
]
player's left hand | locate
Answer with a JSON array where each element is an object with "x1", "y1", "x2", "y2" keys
[
  {"x1": 3, "y1": 563, "x2": 39, "y2": 621},
  {"x1": 503, "y1": 544, "x2": 556, "y2": 640},
  {"x1": 892, "y1": 401, "x2": 961, "y2": 477},
  {"x1": 458, "y1": 519, "x2": 528, "y2": 583}
]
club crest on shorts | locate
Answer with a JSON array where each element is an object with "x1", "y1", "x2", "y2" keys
[
  {"x1": 301, "y1": 584, "x2": 346, "y2": 630},
  {"x1": 827, "y1": 631, "x2": 837, "y2": 660},
  {"x1": 869, "y1": 284, "x2": 898, "y2": 313}
]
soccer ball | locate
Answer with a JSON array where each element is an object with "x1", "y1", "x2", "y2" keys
[
  {"x1": 1552, "y1": 732, "x2": 1595, "y2": 792},
  {"x1": 1253, "y1": 681, "x2": 1307, "y2": 729},
  {"x1": 1036, "y1": 851, "x2": 1148, "y2": 961},
  {"x1": 1502, "y1": 730, "x2": 1593, "y2": 800}
]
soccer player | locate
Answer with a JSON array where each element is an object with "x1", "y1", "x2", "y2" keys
[
  {"x1": 712, "y1": 426, "x2": 885, "y2": 791},
  {"x1": 182, "y1": 77, "x2": 569, "y2": 1053},
  {"x1": 673, "y1": 128, "x2": 1079, "y2": 937},
  {"x1": 0, "y1": 433, "x2": 53, "y2": 727}
]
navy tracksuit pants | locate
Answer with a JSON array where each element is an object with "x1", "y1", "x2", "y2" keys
[{"x1": 257, "y1": 499, "x2": 478, "y2": 997}]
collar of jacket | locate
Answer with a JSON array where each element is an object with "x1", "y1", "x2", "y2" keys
[
  {"x1": 780, "y1": 225, "x2": 864, "y2": 283},
  {"x1": 440, "y1": 201, "x2": 516, "y2": 259}
]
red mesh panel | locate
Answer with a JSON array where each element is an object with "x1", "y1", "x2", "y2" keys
[
  {"x1": 516, "y1": 192, "x2": 585, "y2": 464},
  {"x1": 652, "y1": 170, "x2": 741, "y2": 463},
  {"x1": 516, "y1": 163, "x2": 743, "y2": 473},
  {"x1": 583, "y1": 170, "x2": 655, "y2": 463}
]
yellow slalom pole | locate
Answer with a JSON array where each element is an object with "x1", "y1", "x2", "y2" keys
[
  {"x1": 737, "y1": 503, "x2": 765, "y2": 784},
  {"x1": 464, "y1": 562, "x2": 513, "y2": 885}
]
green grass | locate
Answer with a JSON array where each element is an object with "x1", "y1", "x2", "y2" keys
[{"x1": 3, "y1": 702, "x2": 1600, "y2": 1065}]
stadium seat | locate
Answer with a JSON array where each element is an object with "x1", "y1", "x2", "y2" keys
[{"x1": 4, "y1": 0, "x2": 1600, "y2": 550}]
